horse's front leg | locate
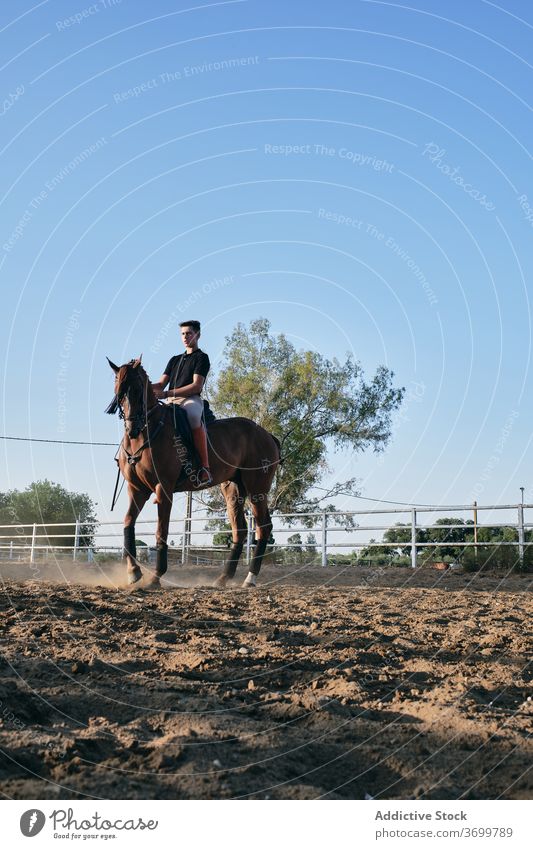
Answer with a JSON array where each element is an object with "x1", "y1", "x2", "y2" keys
[
  {"x1": 146, "y1": 483, "x2": 173, "y2": 588},
  {"x1": 124, "y1": 485, "x2": 150, "y2": 585}
]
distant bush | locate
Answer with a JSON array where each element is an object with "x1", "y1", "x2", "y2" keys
[
  {"x1": 394, "y1": 555, "x2": 412, "y2": 567},
  {"x1": 461, "y1": 544, "x2": 527, "y2": 572}
]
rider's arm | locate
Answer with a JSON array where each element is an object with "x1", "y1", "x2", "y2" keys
[
  {"x1": 152, "y1": 374, "x2": 170, "y2": 398},
  {"x1": 166, "y1": 374, "x2": 205, "y2": 398}
]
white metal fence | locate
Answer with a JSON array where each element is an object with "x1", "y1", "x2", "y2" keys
[{"x1": 0, "y1": 501, "x2": 531, "y2": 568}]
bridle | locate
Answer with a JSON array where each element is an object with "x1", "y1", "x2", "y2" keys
[
  {"x1": 117, "y1": 370, "x2": 147, "y2": 435},
  {"x1": 107, "y1": 363, "x2": 167, "y2": 466}
]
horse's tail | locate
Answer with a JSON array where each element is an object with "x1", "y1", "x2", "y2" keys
[{"x1": 272, "y1": 434, "x2": 284, "y2": 464}]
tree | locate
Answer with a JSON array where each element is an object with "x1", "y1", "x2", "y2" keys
[
  {"x1": 287, "y1": 533, "x2": 303, "y2": 551},
  {"x1": 285, "y1": 532, "x2": 303, "y2": 564},
  {"x1": 212, "y1": 524, "x2": 232, "y2": 548},
  {"x1": 305, "y1": 533, "x2": 317, "y2": 553},
  {"x1": 424, "y1": 518, "x2": 474, "y2": 560},
  {"x1": 358, "y1": 523, "x2": 422, "y2": 561},
  {"x1": 208, "y1": 318, "x2": 404, "y2": 517},
  {"x1": 358, "y1": 517, "x2": 478, "y2": 564},
  {"x1": 0, "y1": 480, "x2": 97, "y2": 550}
]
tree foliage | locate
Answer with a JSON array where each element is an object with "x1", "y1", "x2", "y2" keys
[
  {"x1": 208, "y1": 318, "x2": 404, "y2": 516},
  {"x1": 358, "y1": 517, "x2": 529, "y2": 564},
  {"x1": 0, "y1": 480, "x2": 98, "y2": 549}
]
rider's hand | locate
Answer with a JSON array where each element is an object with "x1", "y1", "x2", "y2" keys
[{"x1": 153, "y1": 386, "x2": 167, "y2": 400}]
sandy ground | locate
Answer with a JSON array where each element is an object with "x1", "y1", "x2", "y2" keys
[{"x1": 0, "y1": 559, "x2": 531, "y2": 800}]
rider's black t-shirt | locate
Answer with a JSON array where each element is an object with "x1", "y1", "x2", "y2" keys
[{"x1": 164, "y1": 349, "x2": 210, "y2": 390}]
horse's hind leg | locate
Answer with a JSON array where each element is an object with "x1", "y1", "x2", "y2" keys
[
  {"x1": 243, "y1": 493, "x2": 273, "y2": 588},
  {"x1": 124, "y1": 485, "x2": 150, "y2": 585},
  {"x1": 214, "y1": 479, "x2": 247, "y2": 587}
]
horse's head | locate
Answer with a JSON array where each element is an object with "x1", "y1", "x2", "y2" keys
[{"x1": 106, "y1": 356, "x2": 152, "y2": 439}]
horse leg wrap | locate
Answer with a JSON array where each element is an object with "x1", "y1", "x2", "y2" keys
[
  {"x1": 156, "y1": 543, "x2": 168, "y2": 577},
  {"x1": 250, "y1": 538, "x2": 268, "y2": 576},
  {"x1": 123, "y1": 526, "x2": 136, "y2": 561},
  {"x1": 223, "y1": 540, "x2": 244, "y2": 578}
]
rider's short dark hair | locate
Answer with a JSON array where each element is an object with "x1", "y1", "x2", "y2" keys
[{"x1": 180, "y1": 320, "x2": 201, "y2": 333}]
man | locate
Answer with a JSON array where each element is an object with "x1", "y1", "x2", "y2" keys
[{"x1": 152, "y1": 320, "x2": 212, "y2": 485}]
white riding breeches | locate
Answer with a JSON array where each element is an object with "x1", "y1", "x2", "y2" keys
[{"x1": 167, "y1": 395, "x2": 203, "y2": 428}]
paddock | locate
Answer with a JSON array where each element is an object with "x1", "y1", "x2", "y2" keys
[{"x1": 0, "y1": 561, "x2": 530, "y2": 800}]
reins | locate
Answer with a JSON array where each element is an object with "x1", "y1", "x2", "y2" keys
[
  {"x1": 110, "y1": 404, "x2": 166, "y2": 511},
  {"x1": 119, "y1": 403, "x2": 166, "y2": 466}
]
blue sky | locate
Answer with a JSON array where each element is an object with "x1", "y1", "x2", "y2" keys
[{"x1": 1, "y1": 0, "x2": 532, "y2": 528}]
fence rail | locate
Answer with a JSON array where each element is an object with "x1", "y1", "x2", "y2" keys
[{"x1": 0, "y1": 501, "x2": 532, "y2": 568}]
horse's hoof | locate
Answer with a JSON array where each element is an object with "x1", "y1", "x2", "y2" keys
[
  {"x1": 242, "y1": 577, "x2": 257, "y2": 589},
  {"x1": 213, "y1": 575, "x2": 228, "y2": 588},
  {"x1": 145, "y1": 575, "x2": 161, "y2": 590},
  {"x1": 127, "y1": 568, "x2": 143, "y2": 585}
]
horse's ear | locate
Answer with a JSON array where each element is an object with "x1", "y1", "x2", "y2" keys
[
  {"x1": 107, "y1": 357, "x2": 120, "y2": 374},
  {"x1": 132, "y1": 354, "x2": 143, "y2": 368}
]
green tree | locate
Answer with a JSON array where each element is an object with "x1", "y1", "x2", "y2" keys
[
  {"x1": 476, "y1": 524, "x2": 517, "y2": 544},
  {"x1": 359, "y1": 517, "x2": 477, "y2": 564},
  {"x1": 305, "y1": 532, "x2": 317, "y2": 553},
  {"x1": 425, "y1": 518, "x2": 474, "y2": 559},
  {"x1": 358, "y1": 523, "x2": 418, "y2": 561},
  {"x1": 287, "y1": 533, "x2": 303, "y2": 550},
  {"x1": 0, "y1": 480, "x2": 97, "y2": 550},
  {"x1": 286, "y1": 532, "x2": 303, "y2": 563},
  {"x1": 209, "y1": 318, "x2": 404, "y2": 517},
  {"x1": 212, "y1": 524, "x2": 232, "y2": 548}
]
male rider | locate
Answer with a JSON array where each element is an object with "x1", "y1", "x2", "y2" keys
[{"x1": 152, "y1": 320, "x2": 212, "y2": 485}]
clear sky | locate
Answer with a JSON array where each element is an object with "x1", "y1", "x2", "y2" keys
[{"x1": 1, "y1": 0, "x2": 532, "y2": 531}]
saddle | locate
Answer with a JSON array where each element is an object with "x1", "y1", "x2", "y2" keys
[{"x1": 170, "y1": 400, "x2": 216, "y2": 487}]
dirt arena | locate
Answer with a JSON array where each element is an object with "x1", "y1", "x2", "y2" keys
[{"x1": 0, "y1": 560, "x2": 531, "y2": 800}]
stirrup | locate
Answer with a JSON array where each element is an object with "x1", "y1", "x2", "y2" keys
[{"x1": 197, "y1": 467, "x2": 212, "y2": 486}]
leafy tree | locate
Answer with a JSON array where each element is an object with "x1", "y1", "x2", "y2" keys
[
  {"x1": 476, "y1": 524, "x2": 517, "y2": 544},
  {"x1": 358, "y1": 519, "x2": 475, "y2": 562},
  {"x1": 0, "y1": 480, "x2": 97, "y2": 550},
  {"x1": 358, "y1": 523, "x2": 422, "y2": 561},
  {"x1": 208, "y1": 318, "x2": 404, "y2": 517},
  {"x1": 212, "y1": 525, "x2": 232, "y2": 548},
  {"x1": 423, "y1": 518, "x2": 473, "y2": 559},
  {"x1": 356, "y1": 517, "x2": 528, "y2": 564},
  {"x1": 287, "y1": 533, "x2": 303, "y2": 551},
  {"x1": 305, "y1": 532, "x2": 317, "y2": 553}
]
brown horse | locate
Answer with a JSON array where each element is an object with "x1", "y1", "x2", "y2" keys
[{"x1": 106, "y1": 357, "x2": 280, "y2": 588}]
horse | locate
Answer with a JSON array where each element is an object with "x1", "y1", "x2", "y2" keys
[{"x1": 106, "y1": 357, "x2": 280, "y2": 588}]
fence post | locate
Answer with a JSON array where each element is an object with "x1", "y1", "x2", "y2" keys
[
  {"x1": 411, "y1": 509, "x2": 417, "y2": 569},
  {"x1": 246, "y1": 511, "x2": 254, "y2": 565},
  {"x1": 181, "y1": 515, "x2": 187, "y2": 565},
  {"x1": 321, "y1": 511, "x2": 328, "y2": 567},
  {"x1": 473, "y1": 500, "x2": 478, "y2": 562},
  {"x1": 181, "y1": 492, "x2": 192, "y2": 565},
  {"x1": 30, "y1": 523, "x2": 37, "y2": 563},
  {"x1": 185, "y1": 491, "x2": 192, "y2": 559},
  {"x1": 9, "y1": 541, "x2": 13, "y2": 560},
  {"x1": 73, "y1": 517, "x2": 80, "y2": 561},
  {"x1": 518, "y1": 504, "x2": 525, "y2": 567},
  {"x1": 87, "y1": 548, "x2": 94, "y2": 563}
]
